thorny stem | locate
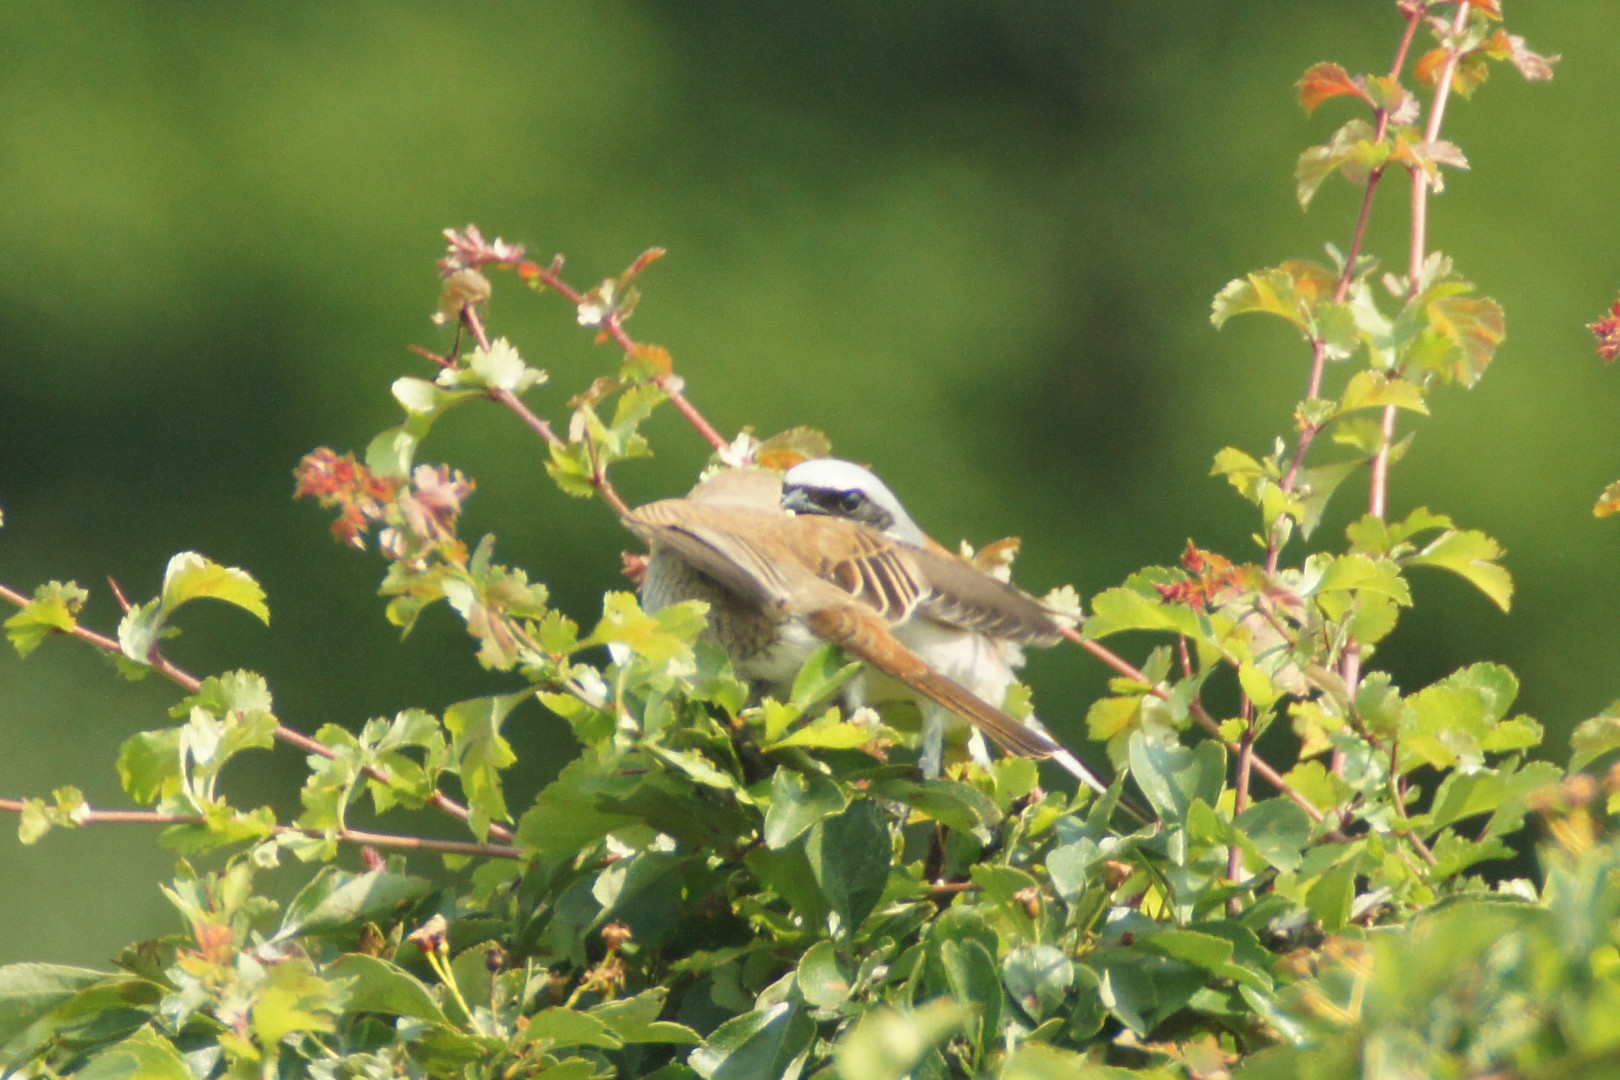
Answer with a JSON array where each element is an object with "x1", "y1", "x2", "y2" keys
[
  {"x1": 0, "y1": 799, "x2": 524, "y2": 860},
  {"x1": 0, "y1": 581, "x2": 515, "y2": 844},
  {"x1": 1265, "y1": 0, "x2": 1432, "y2": 577},
  {"x1": 1351, "y1": 1, "x2": 1474, "y2": 719}
]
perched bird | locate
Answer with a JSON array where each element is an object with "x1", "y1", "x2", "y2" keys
[
  {"x1": 781, "y1": 458, "x2": 1111, "y2": 794},
  {"x1": 626, "y1": 467, "x2": 1084, "y2": 769}
]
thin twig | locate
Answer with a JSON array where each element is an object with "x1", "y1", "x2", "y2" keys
[
  {"x1": 0, "y1": 799, "x2": 523, "y2": 860},
  {"x1": 1264, "y1": 0, "x2": 1432, "y2": 576},
  {"x1": 513, "y1": 255, "x2": 729, "y2": 452},
  {"x1": 0, "y1": 581, "x2": 514, "y2": 843}
]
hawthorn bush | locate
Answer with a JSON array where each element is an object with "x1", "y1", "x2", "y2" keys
[{"x1": 4, "y1": 3, "x2": 1615, "y2": 1078}]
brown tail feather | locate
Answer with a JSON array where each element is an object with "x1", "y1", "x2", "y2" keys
[{"x1": 804, "y1": 605, "x2": 1060, "y2": 760}]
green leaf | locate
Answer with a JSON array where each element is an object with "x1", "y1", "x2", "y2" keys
[
  {"x1": 251, "y1": 956, "x2": 348, "y2": 1044},
  {"x1": 788, "y1": 643, "x2": 862, "y2": 709},
  {"x1": 1086, "y1": 582, "x2": 1203, "y2": 640},
  {"x1": 115, "y1": 599, "x2": 164, "y2": 665},
  {"x1": 273, "y1": 867, "x2": 432, "y2": 941},
  {"x1": 873, "y1": 777, "x2": 1002, "y2": 843},
  {"x1": 443, "y1": 692, "x2": 526, "y2": 840},
  {"x1": 4, "y1": 581, "x2": 88, "y2": 657},
  {"x1": 516, "y1": 756, "x2": 641, "y2": 857},
  {"x1": 1003, "y1": 944, "x2": 1074, "y2": 1022},
  {"x1": 0, "y1": 963, "x2": 112, "y2": 1047},
  {"x1": 1401, "y1": 662, "x2": 1523, "y2": 772},
  {"x1": 1407, "y1": 528, "x2": 1513, "y2": 612},
  {"x1": 805, "y1": 798, "x2": 891, "y2": 936},
  {"x1": 941, "y1": 938, "x2": 1002, "y2": 1058},
  {"x1": 1294, "y1": 120, "x2": 1382, "y2": 208},
  {"x1": 1428, "y1": 760, "x2": 1561, "y2": 833},
  {"x1": 1309, "y1": 553, "x2": 1412, "y2": 606},
  {"x1": 1304, "y1": 856, "x2": 1359, "y2": 932},
  {"x1": 159, "y1": 552, "x2": 269, "y2": 625},
  {"x1": 1413, "y1": 292, "x2": 1505, "y2": 387},
  {"x1": 1211, "y1": 260, "x2": 1338, "y2": 333},
  {"x1": 762, "y1": 768, "x2": 848, "y2": 850},
  {"x1": 72, "y1": 1027, "x2": 192, "y2": 1080},
  {"x1": 521, "y1": 1007, "x2": 622, "y2": 1050},
  {"x1": 118, "y1": 729, "x2": 183, "y2": 805},
  {"x1": 690, "y1": 1001, "x2": 817, "y2": 1080},
  {"x1": 1570, "y1": 703, "x2": 1620, "y2": 772},
  {"x1": 365, "y1": 423, "x2": 419, "y2": 479},
  {"x1": 589, "y1": 988, "x2": 702, "y2": 1045},
  {"x1": 440, "y1": 337, "x2": 547, "y2": 395},
  {"x1": 1128, "y1": 734, "x2": 1226, "y2": 822},
  {"x1": 796, "y1": 940, "x2": 852, "y2": 1009},
  {"x1": 324, "y1": 954, "x2": 447, "y2": 1024},
  {"x1": 831, "y1": 1000, "x2": 967, "y2": 1080},
  {"x1": 586, "y1": 592, "x2": 700, "y2": 668},
  {"x1": 1234, "y1": 797, "x2": 1313, "y2": 873},
  {"x1": 766, "y1": 712, "x2": 876, "y2": 752},
  {"x1": 1339, "y1": 369, "x2": 1429, "y2": 415}
]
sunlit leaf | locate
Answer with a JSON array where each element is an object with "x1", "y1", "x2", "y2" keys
[{"x1": 1296, "y1": 62, "x2": 1372, "y2": 115}]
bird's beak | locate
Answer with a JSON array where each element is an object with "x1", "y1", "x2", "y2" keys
[{"x1": 780, "y1": 488, "x2": 820, "y2": 517}]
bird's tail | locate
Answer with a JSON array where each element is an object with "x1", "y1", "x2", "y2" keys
[{"x1": 805, "y1": 603, "x2": 1131, "y2": 813}]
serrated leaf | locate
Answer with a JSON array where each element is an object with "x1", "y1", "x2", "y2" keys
[
  {"x1": 1411, "y1": 293, "x2": 1506, "y2": 387},
  {"x1": 117, "y1": 729, "x2": 183, "y2": 805},
  {"x1": 115, "y1": 598, "x2": 164, "y2": 665},
  {"x1": 1296, "y1": 62, "x2": 1373, "y2": 115},
  {"x1": 1407, "y1": 529, "x2": 1513, "y2": 612},
  {"x1": 4, "y1": 581, "x2": 88, "y2": 658},
  {"x1": 1570, "y1": 703, "x2": 1620, "y2": 772},
  {"x1": 590, "y1": 988, "x2": 702, "y2": 1045},
  {"x1": 1211, "y1": 260, "x2": 1339, "y2": 333},
  {"x1": 1086, "y1": 584, "x2": 1203, "y2": 640},
  {"x1": 1310, "y1": 553, "x2": 1412, "y2": 606},
  {"x1": 1294, "y1": 120, "x2": 1381, "y2": 208},
  {"x1": 443, "y1": 693, "x2": 524, "y2": 840},
  {"x1": 1339, "y1": 370, "x2": 1429, "y2": 415},
  {"x1": 586, "y1": 592, "x2": 699, "y2": 667},
  {"x1": 160, "y1": 552, "x2": 270, "y2": 625}
]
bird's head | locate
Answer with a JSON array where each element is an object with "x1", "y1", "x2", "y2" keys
[{"x1": 781, "y1": 458, "x2": 928, "y2": 546}]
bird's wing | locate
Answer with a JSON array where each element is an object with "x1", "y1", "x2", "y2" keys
[
  {"x1": 788, "y1": 515, "x2": 930, "y2": 624},
  {"x1": 800, "y1": 604, "x2": 1062, "y2": 761},
  {"x1": 903, "y1": 545, "x2": 1064, "y2": 646},
  {"x1": 625, "y1": 501, "x2": 798, "y2": 610}
]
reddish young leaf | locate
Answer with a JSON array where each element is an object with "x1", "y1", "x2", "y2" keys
[
  {"x1": 1297, "y1": 62, "x2": 1373, "y2": 115},
  {"x1": 1482, "y1": 29, "x2": 1559, "y2": 81}
]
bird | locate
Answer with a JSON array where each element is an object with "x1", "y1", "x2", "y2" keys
[
  {"x1": 625, "y1": 466, "x2": 1109, "y2": 790},
  {"x1": 780, "y1": 457, "x2": 1112, "y2": 796}
]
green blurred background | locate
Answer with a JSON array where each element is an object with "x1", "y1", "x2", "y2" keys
[{"x1": 1, "y1": 2, "x2": 1613, "y2": 965}]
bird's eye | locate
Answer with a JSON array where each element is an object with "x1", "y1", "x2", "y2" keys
[{"x1": 836, "y1": 491, "x2": 865, "y2": 514}]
